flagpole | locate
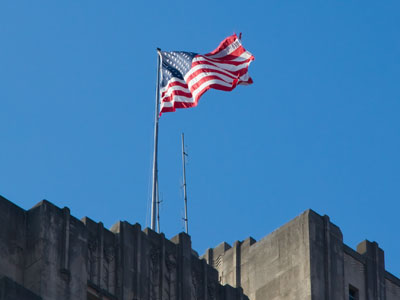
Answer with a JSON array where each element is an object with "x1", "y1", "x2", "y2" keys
[
  {"x1": 181, "y1": 133, "x2": 189, "y2": 234},
  {"x1": 151, "y1": 48, "x2": 162, "y2": 231}
]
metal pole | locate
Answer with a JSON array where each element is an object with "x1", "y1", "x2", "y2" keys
[
  {"x1": 181, "y1": 133, "x2": 189, "y2": 234},
  {"x1": 151, "y1": 48, "x2": 162, "y2": 231},
  {"x1": 156, "y1": 180, "x2": 160, "y2": 233}
]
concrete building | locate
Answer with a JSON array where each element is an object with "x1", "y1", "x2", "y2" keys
[
  {"x1": 0, "y1": 196, "x2": 245, "y2": 300},
  {"x1": 0, "y1": 195, "x2": 399, "y2": 300},
  {"x1": 202, "y1": 210, "x2": 400, "y2": 300}
]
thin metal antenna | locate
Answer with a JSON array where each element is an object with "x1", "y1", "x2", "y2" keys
[
  {"x1": 156, "y1": 180, "x2": 159, "y2": 233},
  {"x1": 156, "y1": 181, "x2": 161, "y2": 233},
  {"x1": 181, "y1": 133, "x2": 189, "y2": 234}
]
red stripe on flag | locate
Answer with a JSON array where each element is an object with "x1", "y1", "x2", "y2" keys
[
  {"x1": 204, "y1": 34, "x2": 239, "y2": 56},
  {"x1": 202, "y1": 55, "x2": 253, "y2": 66},
  {"x1": 204, "y1": 46, "x2": 247, "y2": 61},
  {"x1": 160, "y1": 101, "x2": 198, "y2": 115},
  {"x1": 190, "y1": 60, "x2": 250, "y2": 77},
  {"x1": 161, "y1": 90, "x2": 193, "y2": 103},
  {"x1": 189, "y1": 75, "x2": 234, "y2": 93},
  {"x1": 186, "y1": 67, "x2": 236, "y2": 83},
  {"x1": 193, "y1": 78, "x2": 239, "y2": 102},
  {"x1": 161, "y1": 81, "x2": 189, "y2": 97},
  {"x1": 190, "y1": 60, "x2": 236, "y2": 76}
]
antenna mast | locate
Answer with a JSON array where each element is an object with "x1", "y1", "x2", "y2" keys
[
  {"x1": 156, "y1": 181, "x2": 161, "y2": 233},
  {"x1": 181, "y1": 133, "x2": 189, "y2": 234}
]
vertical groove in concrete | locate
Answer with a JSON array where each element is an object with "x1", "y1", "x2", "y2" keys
[
  {"x1": 357, "y1": 240, "x2": 386, "y2": 300},
  {"x1": 174, "y1": 238, "x2": 181, "y2": 300},
  {"x1": 22, "y1": 209, "x2": 28, "y2": 288},
  {"x1": 118, "y1": 222, "x2": 125, "y2": 300},
  {"x1": 307, "y1": 211, "x2": 314, "y2": 300},
  {"x1": 98, "y1": 222, "x2": 104, "y2": 288},
  {"x1": 112, "y1": 223, "x2": 119, "y2": 298},
  {"x1": 203, "y1": 259, "x2": 208, "y2": 300},
  {"x1": 207, "y1": 249, "x2": 213, "y2": 268},
  {"x1": 62, "y1": 207, "x2": 70, "y2": 272},
  {"x1": 136, "y1": 226, "x2": 142, "y2": 300},
  {"x1": 160, "y1": 234, "x2": 165, "y2": 300},
  {"x1": 323, "y1": 215, "x2": 332, "y2": 300},
  {"x1": 175, "y1": 236, "x2": 182, "y2": 300},
  {"x1": 233, "y1": 241, "x2": 241, "y2": 288}
]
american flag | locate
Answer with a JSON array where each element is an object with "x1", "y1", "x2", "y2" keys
[{"x1": 159, "y1": 34, "x2": 254, "y2": 115}]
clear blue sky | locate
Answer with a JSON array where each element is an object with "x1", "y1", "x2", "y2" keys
[{"x1": 1, "y1": 1, "x2": 399, "y2": 277}]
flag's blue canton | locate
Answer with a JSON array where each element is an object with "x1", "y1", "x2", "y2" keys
[{"x1": 160, "y1": 51, "x2": 197, "y2": 88}]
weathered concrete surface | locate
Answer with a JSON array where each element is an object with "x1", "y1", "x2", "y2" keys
[
  {"x1": 343, "y1": 246, "x2": 367, "y2": 300},
  {"x1": 385, "y1": 272, "x2": 400, "y2": 300},
  {"x1": 203, "y1": 210, "x2": 313, "y2": 300},
  {"x1": 203, "y1": 209, "x2": 400, "y2": 300},
  {"x1": 357, "y1": 240, "x2": 386, "y2": 300},
  {"x1": 308, "y1": 213, "x2": 345, "y2": 300},
  {"x1": 1, "y1": 194, "x2": 399, "y2": 300},
  {"x1": 0, "y1": 195, "x2": 246, "y2": 300},
  {"x1": 0, "y1": 197, "x2": 26, "y2": 285},
  {"x1": 0, "y1": 276, "x2": 42, "y2": 300},
  {"x1": 24, "y1": 201, "x2": 88, "y2": 299}
]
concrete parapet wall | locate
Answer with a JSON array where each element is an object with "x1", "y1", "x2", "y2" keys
[
  {"x1": 308, "y1": 212, "x2": 345, "y2": 300},
  {"x1": 0, "y1": 195, "x2": 244, "y2": 300},
  {"x1": 1, "y1": 194, "x2": 399, "y2": 300},
  {"x1": 385, "y1": 272, "x2": 400, "y2": 300},
  {"x1": 343, "y1": 246, "x2": 367, "y2": 300},
  {"x1": 0, "y1": 196, "x2": 26, "y2": 285},
  {"x1": 203, "y1": 210, "x2": 313, "y2": 300},
  {"x1": 0, "y1": 276, "x2": 42, "y2": 300},
  {"x1": 204, "y1": 209, "x2": 400, "y2": 300}
]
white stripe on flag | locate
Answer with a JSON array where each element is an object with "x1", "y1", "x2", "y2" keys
[{"x1": 205, "y1": 39, "x2": 241, "y2": 59}]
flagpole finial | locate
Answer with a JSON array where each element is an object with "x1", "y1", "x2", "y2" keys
[{"x1": 157, "y1": 48, "x2": 162, "y2": 58}]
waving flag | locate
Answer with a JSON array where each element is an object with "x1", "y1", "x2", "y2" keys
[{"x1": 159, "y1": 34, "x2": 254, "y2": 115}]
